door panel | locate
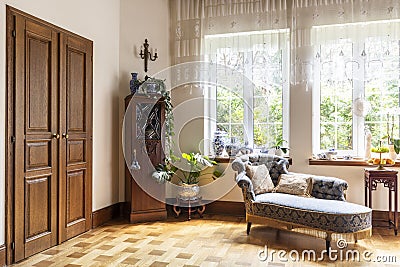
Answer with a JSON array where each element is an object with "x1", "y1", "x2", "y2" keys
[
  {"x1": 26, "y1": 140, "x2": 51, "y2": 170},
  {"x1": 26, "y1": 36, "x2": 51, "y2": 131},
  {"x1": 14, "y1": 15, "x2": 58, "y2": 262},
  {"x1": 25, "y1": 176, "x2": 50, "y2": 239},
  {"x1": 67, "y1": 171, "x2": 85, "y2": 223},
  {"x1": 67, "y1": 139, "x2": 85, "y2": 164},
  {"x1": 60, "y1": 33, "x2": 93, "y2": 242},
  {"x1": 67, "y1": 50, "x2": 86, "y2": 132}
]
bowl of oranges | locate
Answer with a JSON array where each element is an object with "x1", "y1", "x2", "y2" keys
[{"x1": 367, "y1": 146, "x2": 395, "y2": 169}]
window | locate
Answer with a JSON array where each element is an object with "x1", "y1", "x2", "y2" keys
[
  {"x1": 313, "y1": 20, "x2": 400, "y2": 156},
  {"x1": 205, "y1": 30, "x2": 290, "y2": 150}
]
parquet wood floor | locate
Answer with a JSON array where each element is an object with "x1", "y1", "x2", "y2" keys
[{"x1": 12, "y1": 215, "x2": 400, "y2": 266}]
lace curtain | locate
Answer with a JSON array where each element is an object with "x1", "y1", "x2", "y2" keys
[
  {"x1": 170, "y1": 0, "x2": 288, "y2": 64},
  {"x1": 170, "y1": 0, "x2": 400, "y2": 85},
  {"x1": 292, "y1": 0, "x2": 400, "y2": 86}
]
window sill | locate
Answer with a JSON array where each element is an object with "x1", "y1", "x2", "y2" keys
[
  {"x1": 309, "y1": 158, "x2": 400, "y2": 167},
  {"x1": 215, "y1": 156, "x2": 292, "y2": 165}
]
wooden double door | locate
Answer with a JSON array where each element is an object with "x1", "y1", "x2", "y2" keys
[{"x1": 6, "y1": 7, "x2": 93, "y2": 263}]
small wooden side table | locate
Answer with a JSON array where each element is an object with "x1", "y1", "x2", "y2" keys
[
  {"x1": 172, "y1": 198, "x2": 206, "y2": 221},
  {"x1": 364, "y1": 168, "x2": 398, "y2": 235}
]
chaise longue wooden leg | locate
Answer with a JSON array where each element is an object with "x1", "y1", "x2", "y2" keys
[
  {"x1": 325, "y1": 233, "x2": 331, "y2": 252},
  {"x1": 325, "y1": 240, "x2": 331, "y2": 252},
  {"x1": 247, "y1": 222, "x2": 252, "y2": 235}
]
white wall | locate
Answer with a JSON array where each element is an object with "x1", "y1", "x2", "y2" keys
[
  {"x1": 118, "y1": 0, "x2": 170, "y2": 202},
  {"x1": 0, "y1": 0, "x2": 121, "y2": 245}
]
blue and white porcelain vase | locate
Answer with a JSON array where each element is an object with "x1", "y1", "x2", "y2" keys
[
  {"x1": 129, "y1": 72, "x2": 139, "y2": 94},
  {"x1": 213, "y1": 130, "x2": 227, "y2": 156}
]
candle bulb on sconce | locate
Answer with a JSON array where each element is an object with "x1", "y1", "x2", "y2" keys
[{"x1": 139, "y1": 38, "x2": 158, "y2": 74}]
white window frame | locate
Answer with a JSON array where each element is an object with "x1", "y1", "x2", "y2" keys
[
  {"x1": 204, "y1": 29, "x2": 290, "y2": 153},
  {"x1": 313, "y1": 41, "x2": 365, "y2": 156},
  {"x1": 312, "y1": 21, "x2": 400, "y2": 157}
]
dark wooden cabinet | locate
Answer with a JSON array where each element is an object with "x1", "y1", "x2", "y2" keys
[
  {"x1": 6, "y1": 7, "x2": 93, "y2": 263},
  {"x1": 124, "y1": 94, "x2": 167, "y2": 223}
]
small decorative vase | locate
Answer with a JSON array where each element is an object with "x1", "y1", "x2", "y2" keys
[
  {"x1": 365, "y1": 128, "x2": 372, "y2": 160},
  {"x1": 129, "y1": 72, "x2": 139, "y2": 94},
  {"x1": 274, "y1": 148, "x2": 284, "y2": 157},
  {"x1": 225, "y1": 137, "x2": 239, "y2": 156},
  {"x1": 213, "y1": 130, "x2": 227, "y2": 156},
  {"x1": 239, "y1": 141, "x2": 253, "y2": 155},
  {"x1": 177, "y1": 183, "x2": 201, "y2": 201},
  {"x1": 389, "y1": 144, "x2": 397, "y2": 161}
]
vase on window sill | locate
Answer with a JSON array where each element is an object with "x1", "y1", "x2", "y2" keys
[
  {"x1": 274, "y1": 148, "x2": 284, "y2": 157},
  {"x1": 389, "y1": 144, "x2": 397, "y2": 161},
  {"x1": 213, "y1": 130, "x2": 227, "y2": 156}
]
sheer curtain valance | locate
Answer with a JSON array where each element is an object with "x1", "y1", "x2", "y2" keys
[
  {"x1": 170, "y1": 0, "x2": 400, "y2": 82},
  {"x1": 170, "y1": 0, "x2": 288, "y2": 63},
  {"x1": 292, "y1": 0, "x2": 400, "y2": 85}
]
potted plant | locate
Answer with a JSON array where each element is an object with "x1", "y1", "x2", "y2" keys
[
  {"x1": 270, "y1": 138, "x2": 289, "y2": 156},
  {"x1": 393, "y1": 139, "x2": 400, "y2": 154},
  {"x1": 152, "y1": 152, "x2": 218, "y2": 200}
]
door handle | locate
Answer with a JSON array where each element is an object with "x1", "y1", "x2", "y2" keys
[
  {"x1": 62, "y1": 133, "x2": 69, "y2": 139},
  {"x1": 52, "y1": 133, "x2": 60, "y2": 139}
]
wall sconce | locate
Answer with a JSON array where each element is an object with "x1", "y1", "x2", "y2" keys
[{"x1": 139, "y1": 39, "x2": 158, "y2": 73}]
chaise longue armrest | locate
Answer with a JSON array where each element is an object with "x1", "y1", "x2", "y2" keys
[
  {"x1": 235, "y1": 172, "x2": 256, "y2": 201},
  {"x1": 232, "y1": 157, "x2": 247, "y2": 173}
]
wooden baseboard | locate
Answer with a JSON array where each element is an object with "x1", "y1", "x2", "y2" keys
[
  {"x1": 0, "y1": 244, "x2": 5, "y2": 267},
  {"x1": 92, "y1": 202, "x2": 124, "y2": 228},
  {"x1": 206, "y1": 200, "x2": 245, "y2": 217},
  {"x1": 92, "y1": 202, "x2": 395, "y2": 227},
  {"x1": 129, "y1": 209, "x2": 167, "y2": 223},
  {"x1": 372, "y1": 210, "x2": 399, "y2": 225}
]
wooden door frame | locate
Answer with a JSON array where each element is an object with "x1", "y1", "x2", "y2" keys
[
  {"x1": 6, "y1": 5, "x2": 16, "y2": 265},
  {"x1": 5, "y1": 6, "x2": 93, "y2": 264}
]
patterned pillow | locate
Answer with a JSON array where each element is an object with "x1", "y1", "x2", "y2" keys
[
  {"x1": 274, "y1": 174, "x2": 313, "y2": 197},
  {"x1": 245, "y1": 164, "x2": 274, "y2": 195}
]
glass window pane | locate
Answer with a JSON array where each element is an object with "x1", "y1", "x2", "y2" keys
[
  {"x1": 230, "y1": 98, "x2": 244, "y2": 123},
  {"x1": 364, "y1": 37, "x2": 400, "y2": 143},
  {"x1": 231, "y1": 124, "x2": 244, "y2": 144},
  {"x1": 337, "y1": 123, "x2": 353, "y2": 150},
  {"x1": 319, "y1": 41, "x2": 353, "y2": 151},
  {"x1": 216, "y1": 97, "x2": 229, "y2": 123},
  {"x1": 320, "y1": 123, "x2": 335, "y2": 150},
  {"x1": 208, "y1": 30, "x2": 288, "y2": 148}
]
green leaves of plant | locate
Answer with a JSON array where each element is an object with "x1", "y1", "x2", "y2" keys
[{"x1": 393, "y1": 139, "x2": 400, "y2": 154}]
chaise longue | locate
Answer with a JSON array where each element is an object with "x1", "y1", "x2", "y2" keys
[{"x1": 232, "y1": 153, "x2": 372, "y2": 250}]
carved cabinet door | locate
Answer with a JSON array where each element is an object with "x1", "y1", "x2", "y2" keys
[{"x1": 124, "y1": 94, "x2": 167, "y2": 223}]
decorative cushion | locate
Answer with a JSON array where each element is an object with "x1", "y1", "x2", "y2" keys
[
  {"x1": 274, "y1": 174, "x2": 313, "y2": 197},
  {"x1": 310, "y1": 175, "x2": 348, "y2": 201},
  {"x1": 245, "y1": 164, "x2": 274, "y2": 195}
]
